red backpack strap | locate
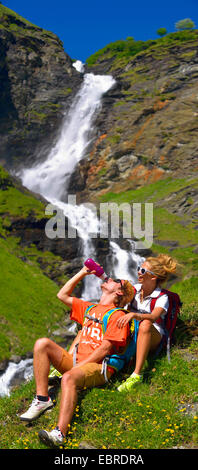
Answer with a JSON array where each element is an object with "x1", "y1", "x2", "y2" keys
[
  {"x1": 150, "y1": 289, "x2": 168, "y2": 311},
  {"x1": 150, "y1": 290, "x2": 169, "y2": 325}
]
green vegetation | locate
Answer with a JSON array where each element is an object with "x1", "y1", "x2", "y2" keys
[
  {"x1": 100, "y1": 177, "x2": 198, "y2": 279},
  {"x1": 0, "y1": 170, "x2": 197, "y2": 449},
  {"x1": 0, "y1": 8, "x2": 197, "y2": 448},
  {"x1": 157, "y1": 28, "x2": 167, "y2": 37},
  {"x1": 0, "y1": 3, "x2": 38, "y2": 28},
  {"x1": 0, "y1": 328, "x2": 197, "y2": 449},
  {"x1": 0, "y1": 236, "x2": 66, "y2": 360},
  {"x1": 86, "y1": 29, "x2": 198, "y2": 66},
  {"x1": 0, "y1": 171, "x2": 45, "y2": 220},
  {"x1": 0, "y1": 3, "x2": 57, "y2": 39},
  {"x1": 175, "y1": 18, "x2": 196, "y2": 31},
  {"x1": 0, "y1": 166, "x2": 69, "y2": 360},
  {"x1": 0, "y1": 267, "x2": 198, "y2": 450}
]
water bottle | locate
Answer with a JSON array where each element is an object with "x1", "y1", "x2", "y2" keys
[{"x1": 84, "y1": 258, "x2": 108, "y2": 281}]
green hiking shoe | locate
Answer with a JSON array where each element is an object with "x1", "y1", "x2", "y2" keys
[
  {"x1": 48, "y1": 366, "x2": 62, "y2": 380},
  {"x1": 117, "y1": 374, "x2": 142, "y2": 392}
]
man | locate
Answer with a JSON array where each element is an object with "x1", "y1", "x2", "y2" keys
[{"x1": 20, "y1": 265, "x2": 134, "y2": 447}]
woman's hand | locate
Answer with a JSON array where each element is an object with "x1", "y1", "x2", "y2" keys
[{"x1": 117, "y1": 312, "x2": 136, "y2": 328}]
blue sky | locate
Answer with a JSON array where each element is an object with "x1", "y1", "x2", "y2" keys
[{"x1": 3, "y1": 0, "x2": 198, "y2": 62}]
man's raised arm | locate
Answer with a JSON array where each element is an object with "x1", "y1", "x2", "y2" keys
[{"x1": 57, "y1": 266, "x2": 95, "y2": 307}]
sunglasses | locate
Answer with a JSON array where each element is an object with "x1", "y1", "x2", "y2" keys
[
  {"x1": 137, "y1": 266, "x2": 156, "y2": 276},
  {"x1": 113, "y1": 279, "x2": 124, "y2": 288}
]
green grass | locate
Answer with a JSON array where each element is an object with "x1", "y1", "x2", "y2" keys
[
  {"x1": 0, "y1": 4, "x2": 38, "y2": 29},
  {"x1": 0, "y1": 3, "x2": 58, "y2": 39},
  {"x1": 0, "y1": 344, "x2": 197, "y2": 449},
  {"x1": 0, "y1": 166, "x2": 72, "y2": 360},
  {"x1": 86, "y1": 30, "x2": 198, "y2": 67},
  {"x1": 99, "y1": 177, "x2": 198, "y2": 278},
  {"x1": 0, "y1": 166, "x2": 45, "y2": 220},
  {"x1": 0, "y1": 185, "x2": 45, "y2": 219},
  {"x1": 0, "y1": 236, "x2": 66, "y2": 360},
  {"x1": 99, "y1": 176, "x2": 198, "y2": 204},
  {"x1": 0, "y1": 267, "x2": 197, "y2": 449}
]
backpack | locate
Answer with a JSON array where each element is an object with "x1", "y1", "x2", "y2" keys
[
  {"x1": 132, "y1": 287, "x2": 182, "y2": 361},
  {"x1": 150, "y1": 289, "x2": 182, "y2": 360},
  {"x1": 82, "y1": 304, "x2": 139, "y2": 381}
]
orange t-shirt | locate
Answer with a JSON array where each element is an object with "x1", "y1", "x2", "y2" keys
[{"x1": 70, "y1": 297, "x2": 129, "y2": 365}]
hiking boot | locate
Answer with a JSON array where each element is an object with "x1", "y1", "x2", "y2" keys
[
  {"x1": 117, "y1": 374, "x2": 142, "y2": 392},
  {"x1": 39, "y1": 427, "x2": 64, "y2": 447},
  {"x1": 20, "y1": 397, "x2": 53, "y2": 422}
]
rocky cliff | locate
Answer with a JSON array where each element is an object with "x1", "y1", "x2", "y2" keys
[
  {"x1": 69, "y1": 31, "x2": 198, "y2": 203},
  {"x1": 0, "y1": 5, "x2": 197, "y2": 282},
  {"x1": 0, "y1": 4, "x2": 82, "y2": 171}
]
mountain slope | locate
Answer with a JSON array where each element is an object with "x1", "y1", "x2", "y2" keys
[
  {"x1": 0, "y1": 3, "x2": 82, "y2": 170},
  {"x1": 71, "y1": 30, "x2": 198, "y2": 201}
]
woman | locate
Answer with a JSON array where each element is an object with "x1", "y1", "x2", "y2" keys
[{"x1": 117, "y1": 253, "x2": 178, "y2": 392}]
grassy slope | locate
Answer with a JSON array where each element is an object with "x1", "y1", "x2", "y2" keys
[
  {"x1": 0, "y1": 3, "x2": 57, "y2": 39},
  {"x1": 100, "y1": 176, "x2": 198, "y2": 282},
  {"x1": 0, "y1": 340, "x2": 197, "y2": 449},
  {"x1": 0, "y1": 175, "x2": 197, "y2": 449},
  {"x1": 0, "y1": 166, "x2": 68, "y2": 360},
  {"x1": 86, "y1": 29, "x2": 198, "y2": 68},
  {"x1": 0, "y1": 236, "x2": 66, "y2": 360},
  {"x1": 0, "y1": 21, "x2": 197, "y2": 448}
]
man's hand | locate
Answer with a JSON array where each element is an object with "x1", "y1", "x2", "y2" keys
[{"x1": 81, "y1": 266, "x2": 96, "y2": 276}]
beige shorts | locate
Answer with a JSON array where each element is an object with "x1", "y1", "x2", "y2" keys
[{"x1": 57, "y1": 348, "x2": 113, "y2": 389}]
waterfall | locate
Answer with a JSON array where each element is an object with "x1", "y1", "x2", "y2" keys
[
  {"x1": 1, "y1": 63, "x2": 144, "y2": 396},
  {"x1": 21, "y1": 72, "x2": 115, "y2": 201},
  {"x1": 0, "y1": 359, "x2": 33, "y2": 397},
  {"x1": 110, "y1": 241, "x2": 143, "y2": 283},
  {"x1": 20, "y1": 62, "x2": 144, "y2": 298}
]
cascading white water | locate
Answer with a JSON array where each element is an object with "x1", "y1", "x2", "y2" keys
[
  {"x1": 1, "y1": 63, "x2": 144, "y2": 396},
  {"x1": 21, "y1": 73, "x2": 115, "y2": 201},
  {"x1": 110, "y1": 241, "x2": 143, "y2": 283},
  {"x1": 20, "y1": 62, "x2": 144, "y2": 299},
  {"x1": 20, "y1": 66, "x2": 118, "y2": 300},
  {"x1": 0, "y1": 359, "x2": 33, "y2": 397}
]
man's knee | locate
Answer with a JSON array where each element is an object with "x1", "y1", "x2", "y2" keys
[
  {"x1": 61, "y1": 370, "x2": 77, "y2": 389},
  {"x1": 61, "y1": 368, "x2": 84, "y2": 390},
  {"x1": 138, "y1": 319, "x2": 153, "y2": 334},
  {"x1": 34, "y1": 337, "x2": 51, "y2": 354}
]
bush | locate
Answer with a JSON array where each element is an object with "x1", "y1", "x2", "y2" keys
[
  {"x1": 175, "y1": 18, "x2": 196, "y2": 31},
  {"x1": 157, "y1": 28, "x2": 167, "y2": 37}
]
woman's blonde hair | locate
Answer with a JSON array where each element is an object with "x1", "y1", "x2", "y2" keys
[
  {"x1": 146, "y1": 253, "x2": 179, "y2": 285},
  {"x1": 115, "y1": 280, "x2": 135, "y2": 308}
]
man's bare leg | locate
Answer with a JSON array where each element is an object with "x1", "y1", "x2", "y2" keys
[
  {"x1": 33, "y1": 338, "x2": 68, "y2": 396},
  {"x1": 57, "y1": 367, "x2": 85, "y2": 436}
]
